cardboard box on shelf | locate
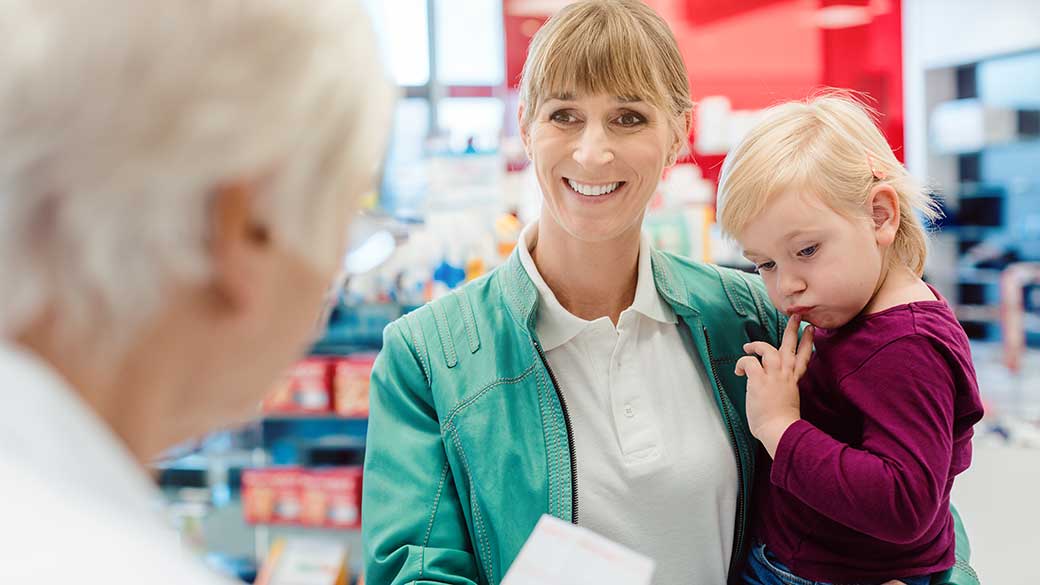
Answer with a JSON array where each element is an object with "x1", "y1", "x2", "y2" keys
[
  {"x1": 299, "y1": 467, "x2": 363, "y2": 529},
  {"x1": 242, "y1": 468, "x2": 302, "y2": 525},
  {"x1": 262, "y1": 359, "x2": 332, "y2": 415},
  {"x1": 332, "y1": 355, "x2": 375, "y2": 417},
  {"x1": 248, "y1": 467, "x2": 362, "y2": 530}
]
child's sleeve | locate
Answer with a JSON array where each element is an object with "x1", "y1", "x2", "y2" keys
[{"x1": 768, "y1": 335, "x2": 956, "y2": 544}]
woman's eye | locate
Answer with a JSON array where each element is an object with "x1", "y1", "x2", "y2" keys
[
  {"x1": 756, "y1": 261, "x2": 776, "y2": 273},
  {"x1": 797, "y1": 245, "x2": 818, "y2": 258},
  {"x1": 616, "y1": 113, "x2": 646, "y2": 126},
  {"x1": 550, "y1": 111, "x2": 577, "y2": 124}
]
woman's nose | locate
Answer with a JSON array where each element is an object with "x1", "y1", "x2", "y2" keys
[{"x1": 572, "y1": 123, "x2": 615, "y2": 167}]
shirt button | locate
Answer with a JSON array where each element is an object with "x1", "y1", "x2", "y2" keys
[{"x1": 624, "y1": 404, "x2": 635, "y2": 418}]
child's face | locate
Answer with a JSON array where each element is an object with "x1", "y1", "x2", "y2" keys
[{"x1": 737, "y1": 189, "x2": 883, "y2": 329}]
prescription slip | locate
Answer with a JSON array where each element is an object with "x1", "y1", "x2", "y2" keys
[{"x1": 501, "y1": 515, "x2": 655, "y2": 585}]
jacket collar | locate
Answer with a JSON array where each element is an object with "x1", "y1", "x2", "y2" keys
[
  {"x1": 514, "y1": 223, "x2": 676, "y2": 351},
  {"x1": 499, "y1": 228, "x2": 700, "y2": 336}
]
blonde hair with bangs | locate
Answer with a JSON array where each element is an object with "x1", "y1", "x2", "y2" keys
[
  {"x1": 716, "y1": 93, "x2": 941, "y2": 276},
  {"x1": 518, "y1": 0, "x2": 693, "y2": 140}
]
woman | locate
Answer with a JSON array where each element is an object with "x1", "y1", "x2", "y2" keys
[
  {"x1": 0, "y1": 1, "x2": 391, "y2": 583},
  {"x1": 361, "y1": 2, "x2": 975, "y2": 584}
]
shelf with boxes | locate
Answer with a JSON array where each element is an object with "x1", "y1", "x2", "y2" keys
[
  {"x1": 242, "y1": 466, "x2": 363, "y2": 532},
  {"x1": 925, "y1": 50, "x2": 1040, "y2": 346},
  {"x1": 262, "y1": 354, "x2": 375, "y2": 421},
  {"x1": 241, "y1": 308, "x2": 386, "y2": 533}
]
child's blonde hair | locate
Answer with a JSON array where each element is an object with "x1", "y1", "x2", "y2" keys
[{"x1": 716, "y1": 92, "x2": 941, "y2": 276}]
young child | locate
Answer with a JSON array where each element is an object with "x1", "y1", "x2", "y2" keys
[{"x1": 716, "y1": 94, "x2": 985, "y2": 585}]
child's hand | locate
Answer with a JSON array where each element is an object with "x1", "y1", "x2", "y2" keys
[{"x1": 735, "y1": 314, "x2": 815, "y2": 458}]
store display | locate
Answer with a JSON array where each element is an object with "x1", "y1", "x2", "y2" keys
[
  {"x1": 299, "y1": 468, "x2": 364, "y2": 529},
  {"x1": 332, "y1": 355, "x2": 375, "y2": 418},
  {"x1": 931, "y1": 100, "x2": 1020, "y2": 154},
  {"x1": 925, "y1": 51, "x2": 1040, "y2": 348},
  {"x1": 260, "y1": 354, "x2": 375, "y2": 420},
  {"x1": 262, "y1": 360, "x2": 331, "y2": 415},
  {"x1": 254, "y1": 538, "x2": 350, "y2": 585},
  {"x1": 244, "y1": 467, "x2": 362, "y2": 530},
  {"x1": 242, "y1": 468, "x2": 302, "y2": 526}
]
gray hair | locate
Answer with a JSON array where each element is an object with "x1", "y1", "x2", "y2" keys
[{"x1": 0, "y1": 0, "x2": 393, "y2": 346}]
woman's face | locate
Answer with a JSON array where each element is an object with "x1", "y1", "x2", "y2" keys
[{"x1": 521, "y1": 92, "x2": 682, "y2": 243}]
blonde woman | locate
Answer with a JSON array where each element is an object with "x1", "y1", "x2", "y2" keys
[
  {"x1": 0, "y1": 1, "x2": 391, "y2": 582},
  {"x1": 362, "y1": 2, "x2": 976, "y2": 585},
  {"x1": 716, "y1": 95, "x2": 983, "y2": 585}
]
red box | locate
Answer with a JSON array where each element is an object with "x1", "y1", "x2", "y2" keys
[
  {"x1": 332, "y1": 355, "x2": 375, "y2": 418},
  {"x1": 262, "y1": 359, "x2": 332, "y2": 414},
  {"x1": 242, "y1": 468, "x2": 303, "y2": 525},
  {"x1": 299, "y1": 467, "x2": 363, "y2": 529}
]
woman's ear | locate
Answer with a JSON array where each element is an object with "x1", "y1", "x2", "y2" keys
[
  {"x1": 868, "y1": 184, "x2": 900, "y2": 248},
  {"x1": 668, "y1": 111, "x2": 693, "y2": 167},
  {"x1": 518, "y1": 104, "x2": 532, "y2": 160},
  {"x1": 209, "y1": 180, "x2": 270, "y2": 313}
]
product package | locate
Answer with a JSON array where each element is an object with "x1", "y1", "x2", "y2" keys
[
  {"x1": 299, "y1": 467, "x2": 363, "y2": 529},
  {"x1": 242, "y1": 468, "x2": 303, "y2": 525},
  {"x1": 332, "y1": 355, "x2": 375, "y2": 417},
  {"x1": 262, "y1": 359, "x2": 332, "y2": 415}
]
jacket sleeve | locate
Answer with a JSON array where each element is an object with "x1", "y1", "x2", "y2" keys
[
  {"x1": 740, "y1": 271, "x2": 787, "y2": 347},
  {"x1": 935, "y1": 505, "x2": 979, "y2": 585},
  {"x1": 362, "y1": 320, "x2": 480, "y2": 585}
]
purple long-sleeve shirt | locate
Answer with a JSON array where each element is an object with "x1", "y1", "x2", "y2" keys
[{"x1": 755, "y1": 293, "x2": 985, "y2": 582}]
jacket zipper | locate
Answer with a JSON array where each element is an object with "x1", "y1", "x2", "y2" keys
[
  {"x1": 702, "y1": 326, "x2": 747, "y2": 579},
  {"x1": 533, "y1": 339, "x2": 579, "y2": 525}
]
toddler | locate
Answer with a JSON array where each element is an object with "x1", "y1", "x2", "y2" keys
[{"x1": 716, "y1": 94, "x2": 985, "y2": 585}]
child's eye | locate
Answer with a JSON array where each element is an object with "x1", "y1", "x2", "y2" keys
[
  {"x1": 755, "y1": 261, "x2": 776, "y2": 273},
  {"x1": 797, "y1": 245, "x2": 818, "y2": 258}
]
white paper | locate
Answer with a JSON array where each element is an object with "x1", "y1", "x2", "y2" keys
[{"x1": 501, "y1": 515, "x2": 655, "y2": 585}]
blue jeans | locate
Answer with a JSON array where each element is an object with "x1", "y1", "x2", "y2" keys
[{"x1": 742, "y1": 543, "x2": 931, "y2": 585}]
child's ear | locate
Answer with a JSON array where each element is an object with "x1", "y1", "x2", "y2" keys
[{"x1": 868, "y1": 184, "x2": 900, "y2": 247}]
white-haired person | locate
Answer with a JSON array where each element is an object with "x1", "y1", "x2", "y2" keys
[
  {"x1": 716, "y1": 94, "x2": 984, "y2": 585},
  {"x1": 0, "y1": 1, "x2": 391, "y2": 582},
  {"x1": 361, "y1": 2, "x2": 977, "y2": 585}
]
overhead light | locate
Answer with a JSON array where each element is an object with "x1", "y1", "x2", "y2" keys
[
  {"x1": 345, "y1": 230, "x2": 396, "y2": 276},
  {"x1": 506, "y1": 0, "x2": 574, "y2": 17},
  {"x1": 813, "y1": 0, "x2": 890, "y2": 29}
]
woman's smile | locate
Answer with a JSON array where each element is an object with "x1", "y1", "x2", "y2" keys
[{"x1": 562, "y1": 177, "x2": 628, "y2": 204}]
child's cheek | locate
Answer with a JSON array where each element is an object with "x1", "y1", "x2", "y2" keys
[{"x1": 764, "y1": 278, "x2": 784, "y2": 310}]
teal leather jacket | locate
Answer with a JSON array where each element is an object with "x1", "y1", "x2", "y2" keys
[{"x1": 362, "y1": 247, "x2": 979, "y2": 585}]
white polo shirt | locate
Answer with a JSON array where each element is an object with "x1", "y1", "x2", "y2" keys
[{"x1": 518, "y1": 222, "x2": 738, "y2": 585}]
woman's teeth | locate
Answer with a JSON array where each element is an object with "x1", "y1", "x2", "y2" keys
[{"x1": 567, "y1": 179, "x2": 621, "y2": 197}]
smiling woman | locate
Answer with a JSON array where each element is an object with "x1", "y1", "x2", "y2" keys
[
  {"x1": 360, "y1": 2, "x2": 979, "y2": 585},
  {"x1": 517, "y1": 0, "x2": 691, "y2": 248},
  {"x1": 521, "y1": 92, "x2": 682, "y2": 246}
]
